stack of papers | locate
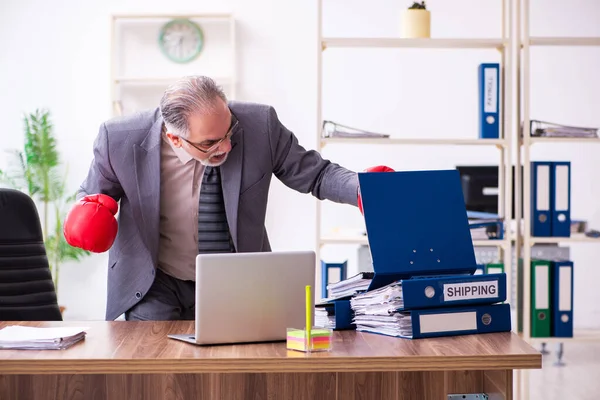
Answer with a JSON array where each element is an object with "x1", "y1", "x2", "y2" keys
[
  {"x1": 530, "y1": 119, "x2": 598, "y2": 138},
  {"x1": 353, "y1": 313, "x2": 413, "y2": 338},
  {"x1": 350, "y1": 280, "x2": 412, "y2": 337},
  {"x1": 325, "y1": 272, "x2": 374, "y2": 300},
  {"x1": 315, "y1": 307, "x2": 335, "y2": 329},
  {"x1": 321, "y1": 120, "x2": 390, "y2": 139},
  {"x1": 350, "y1": 281, "x2": 403, "y2": 315},
  {"x1": 0, "y1": 326, "x2": 88, "y2": 350}
]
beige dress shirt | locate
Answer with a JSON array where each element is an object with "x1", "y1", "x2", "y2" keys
[{"x1": 157, "y1": 128, "x2": 206, "y2": 281}]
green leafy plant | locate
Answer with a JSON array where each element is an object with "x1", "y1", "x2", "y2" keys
[
  {"x1": 0, "y1": 109, "x2": 90, "y2": 296},
  {"x1": 408, "y1": 1, "x2": 426, "y2": 9}
]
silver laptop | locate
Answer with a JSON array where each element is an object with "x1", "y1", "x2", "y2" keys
[{"x1": 168, "y1": 250, "x2": 316, "y2": 345}]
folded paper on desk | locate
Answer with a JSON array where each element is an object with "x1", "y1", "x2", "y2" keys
[{"x1": 0, "y1": 326, "x2": 88, "y2": 350}]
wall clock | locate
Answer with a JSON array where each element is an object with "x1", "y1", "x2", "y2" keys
[{"x1": 158, "y1": 19, "x2": 204, "y2": 63}]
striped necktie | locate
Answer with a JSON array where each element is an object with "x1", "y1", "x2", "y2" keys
[{"x1": 197, "y1": 166, "x2": 235, "y2": 253}]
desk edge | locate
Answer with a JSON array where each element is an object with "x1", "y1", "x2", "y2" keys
[{"x1": 0, "y1": 354, "x2": 542, "y2": 374}]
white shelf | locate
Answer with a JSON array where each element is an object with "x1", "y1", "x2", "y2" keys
[
  {"x1": 321, "y1": 138, "x2": 508, "y2": 147},
  {"x1": 319, "y1": 235, "x2": 510, "y2": 248},
  {"x1": 315, "y1": 0, "x2": 514, "y2": 316},
  {"x1": 114, "y1": 76, "x2": 234, "y2": 85},
  {"x1": 528, "y1": 37, "x2": 600, "y2": 47},
  {"x1": 111, "y1": 13, "x2": 233, "y2": 22},
  {"x1": 529, "y1": 233, "x2": 600, "y2": 244},
  {"x1": 525, "y1": 136, "x2": 600, "y2": 144},
  {"x1": 517, "y1": 7, "x2": 600, "y2": 400},
  {"x1": 320, "y1": 236, "x2": 369, "y2": 245},
  {"x1": 110, "y1": 13, "x2": 237, "y2": 116},
  {"x1": 526, "y1": 329, "x2": 600, "y2": 344},
  {"x1": 321, "y1": 38, "x2": 507, "y2": 50}
]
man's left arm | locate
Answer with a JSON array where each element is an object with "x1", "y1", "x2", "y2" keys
[{"x1": 267, "y1": 106, "x2": 359, "y2": 206}]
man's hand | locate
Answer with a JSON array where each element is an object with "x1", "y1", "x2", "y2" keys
[
  {"x1": 63, "y1": 194, "x2": 119, "y2": 253},
  {"x1": 358, "y1": 165, "x2": 395, "y2": 214}
]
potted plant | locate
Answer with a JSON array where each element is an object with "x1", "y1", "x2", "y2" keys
[
  {"x1": 401, "y1": 1, "x2": 431, "y2": 38},
  {"x1": 0, "y1": 109, "x2": 90, "y2": 314}
]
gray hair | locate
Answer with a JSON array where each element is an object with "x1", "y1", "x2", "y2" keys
[{"x1": 159, "y1": 75, "x2": 228, "y2": 137}]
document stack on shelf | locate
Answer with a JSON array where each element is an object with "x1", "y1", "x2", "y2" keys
[
  {"x1": 0, "y1": 325, "x2": 88, "y2": 350},
  {"x1": 467, "y1": 210, "x2": 504, "y2": 240},
  {"x1": 530, "y1": 119, "x2": 598, "y2": 138},
  {"x1": 347, "y1": 169, "x2": 512, "y2": 339},
  {"x1": 321, "y1": 120, "x2": 390, "y2": 139}
]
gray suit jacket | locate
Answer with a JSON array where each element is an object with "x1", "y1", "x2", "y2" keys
[{"x1": 78, "y1": 101, "x2": 359, "y2": 320}]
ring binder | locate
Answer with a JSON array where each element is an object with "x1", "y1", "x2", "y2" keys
[
  {"x1": 358, "y1": 169, "x2": 478, "y2": 290},
  {"x1": 348, "y1": 169, "x2": 511, "y2": 339}
]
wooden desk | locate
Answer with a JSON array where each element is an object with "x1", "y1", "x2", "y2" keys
[{"x1": 0, "y1": 321, "x2": 540, "y2": 400}]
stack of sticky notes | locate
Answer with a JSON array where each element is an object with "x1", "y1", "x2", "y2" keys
[{"x1": 286, "y1": 328, "x2": 332, "y2": 352}]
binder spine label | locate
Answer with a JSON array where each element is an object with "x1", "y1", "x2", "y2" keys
[
  {"x1": 555, "y1": 165, "x2": 569, "y2": 211},
  {"x1": 443, "y1": 281, "x2": 498, "y2": 301},
  {"x1": 535, "y1": 265, "x2": 549, "y2": 309},
  {"x1": 559, "y1": 266, "x2": 572, "y2": 311},
  {"x1": 536, "y1": 165, "x2": 550, "y2": 211},
  {"x1": 419, "y1": 311, "x2": 477, "y2": 334},
  {"x1": 483, "y1": 67, "x2": 498, "y2": 113}
]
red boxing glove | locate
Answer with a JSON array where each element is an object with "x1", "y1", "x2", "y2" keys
[
  {"x1": 358, "y1": 165, "x2": 395, "y2": 214},
  {"x1": 63, "y1": 194, "x2": 119, "y2": 253}
]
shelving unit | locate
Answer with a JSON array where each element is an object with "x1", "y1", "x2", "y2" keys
[
  {"x1": 110, "y1": 13, "x2": 236, "y2": 117},
  {"x1": 315, "y1": 0, "x2": 515, "y2": 302},
  {"x1": 515, "y1": 0, "x2": 600, "y2": 398}
]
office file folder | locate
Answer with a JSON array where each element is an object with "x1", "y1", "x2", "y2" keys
[
  {"x1": 357, "y1": 169, "x2": 478, "y2": 291},
  {"x1": 321, "y1": 260, "x2": 349, "y2": 299},
  {"x1": 485, "y1": 263, "x2": 504, "y2": 274},
  {"x1": 351, "y1": 273, "x2": 506, "y2": 313},
  {"x1": 551, "y1": 162, "x2": 571, "y2": 237},
  {"x1": 478, "y1": 63, "x2": 500, "y2": 139},
  {"x1": 531, "y1": 259, "x2": 551, "y2": 337},
  {"x1": 315, "y1": 299, "x2": 354, "y2": 330},
  {"x1": 551, "y1": 260, "x2": 574, "y2": 338},
  {"x1": 354, "y1": 303, "x2": 511, "y2": 339},
  {"x1": 531, "y1": 161, "x2": 553, "y2": 237}
]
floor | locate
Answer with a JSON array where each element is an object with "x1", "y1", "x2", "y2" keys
[{"x1": 518, "y1": 340, "x2": 600, "y2": 400}]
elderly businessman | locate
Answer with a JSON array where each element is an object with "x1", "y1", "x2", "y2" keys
[{"x1": 63, "y1": 75, "x2": 393, "y2": 321}]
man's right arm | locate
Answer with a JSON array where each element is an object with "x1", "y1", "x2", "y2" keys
[{"x1": 64, "y1": 123, "x2": 123, "y2": 253}]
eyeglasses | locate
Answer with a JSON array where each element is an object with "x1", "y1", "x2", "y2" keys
[{"x1": 180, "y1": 114, "x2": 239, "y2": 154}]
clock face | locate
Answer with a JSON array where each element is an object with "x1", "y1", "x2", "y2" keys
[{"x1": 158, "y1": 19, "x2": 204, "y2": 63}]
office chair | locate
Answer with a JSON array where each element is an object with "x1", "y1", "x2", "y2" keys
[{"x1": 0, "y1": 188, "x2": 62, "y2": 321}]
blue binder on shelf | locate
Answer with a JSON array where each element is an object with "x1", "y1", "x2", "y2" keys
[
  {"x1": 400, "y1": 273, "x2": 507, "y2": 310},
  {"x1": 475, "y1": 264, "x2": 485, "y2": 275},
  {"x1": 320, "y1": 260, "x2": 348, "y2": 299},
  {"x1": 531, "y1": 161, "x2": 553, "y2": 236},
  {"x1": 551, "y1": 161, "x2": 571, "y2": 237},
  {"x1": 358, "y1": 169, "x2": 478, "y2": 291},
  {"x1": 478, "y1": 63, "x2": 500, "y2": 139},
  {"x1": 551, "y1": 260, "x2": 574, "y2": 338}
]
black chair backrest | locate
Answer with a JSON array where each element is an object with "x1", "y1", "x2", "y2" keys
[{"x1": 0, "y1": 188, "x2": 62, "y2": 321}]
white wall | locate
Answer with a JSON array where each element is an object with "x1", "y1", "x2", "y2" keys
[{"x1": 1, "y1": 0, "x2": 599, "y2": 329}]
